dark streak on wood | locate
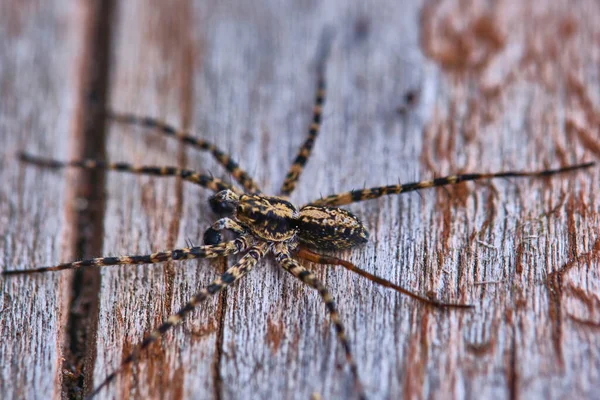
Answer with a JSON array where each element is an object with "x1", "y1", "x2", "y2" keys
[
  {"x1": 62, "y1": 0, "x2": 116, "y2": 397},
  {"x1": 508, "y1": 321, "x2": 518, "y2": 400},
  {"x1": 213, "y1": 275, "x2": 226, "y2": 400}
]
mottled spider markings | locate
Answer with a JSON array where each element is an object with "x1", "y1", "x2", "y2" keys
[{"x1": 3, "y1": 29, "x2": 596, "y2": 400}]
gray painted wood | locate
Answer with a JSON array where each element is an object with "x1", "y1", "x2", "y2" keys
[{"x1": 2, "y1": 1, "x2": 599, "y2": 399}]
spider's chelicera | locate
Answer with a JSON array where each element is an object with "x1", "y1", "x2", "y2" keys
[{"x1": 4, "y1": 31, "x2": 595, "y2": 400}]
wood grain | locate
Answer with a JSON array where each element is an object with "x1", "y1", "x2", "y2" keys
[{"x1": 1, "y1": 0, "x2": 599, "y2": 399}]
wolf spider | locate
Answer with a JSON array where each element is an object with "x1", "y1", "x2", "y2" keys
[{"x1": 4, "y1": 33, "x2": 594, "y2": 400}]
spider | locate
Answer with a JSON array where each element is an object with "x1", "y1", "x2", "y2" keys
[{"x1": 3, "y1": 33, "x2": 595, "y2": 400}]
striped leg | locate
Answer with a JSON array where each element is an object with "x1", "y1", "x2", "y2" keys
[
  {"x1": 296, "y1": 248, "x2": 472, "y2": 309},
  {"x1": 203, "y1": 217, "x2": 247, "y2": 245},
  {"x1": 274, "y1": 245, "x2": 366, "y2": 400},
  {"x1": 308, "y1": 162, "x2": 596, "y2": 207},
  {"x1": 280, "y1": 29, "x2": 334, "y2": 196},
  {"x1": 107, "y1": 111, "x2": 261, "y2": 193},
  {"x1": 19, "y1": 152, "x2": 241, "y2": 194},
  {"x1": 85, "y1": 242, "x2": 269, "y2": 400},
  {"x1": 3, "y1": 236, "x2": 252, "y2": 275}
]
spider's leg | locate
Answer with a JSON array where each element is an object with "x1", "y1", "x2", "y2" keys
[
  {"x1": 19, "y1": 152, "x2": 242, "y2": 194},
  {"x1": 308, "y1": 162, "x2": 596, "y2": 207},
  {"x1": 280, "y1": 29, "x2": 334, "y2": 196},
  {"x1": 274, "y1": 245, "x2": 366, "y2": 400},
  {"x1": 203, "y1": 217, "x2": 247, "y2": 245},
  {"x1": 3, "y1": 237, "x2": 252, "y2": 275},
  {"x1": 106, "y1": 112, "x2": 261, "y2": 193},
  {"x1": 85, "y1": 242, "x2": 269, "y2": 400},
  {"x1": 296, "y1": 247, "x2": 472, "y2": 309}
]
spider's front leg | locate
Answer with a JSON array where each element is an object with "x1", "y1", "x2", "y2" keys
[
  {"x1": 19, "y1": 152, "x2": 240, "y2": 194},
  {"x1": 106, "y1": 111, "x2": 262, "y2": 193}
]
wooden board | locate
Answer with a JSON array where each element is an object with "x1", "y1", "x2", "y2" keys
[{"x1": 2, "y1": 0, "x2": 599, "y2": 399}]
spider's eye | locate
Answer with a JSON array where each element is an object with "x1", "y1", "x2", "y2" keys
[
  {"x1": 209, "y1": 190, "x2": 239, "y2": 216},
  {"x1": 209, "y1": 195, "x2": 235, "y2": 215},
  {"x1": 236, "y1": 204, "x2": 244, "y2": 214}
]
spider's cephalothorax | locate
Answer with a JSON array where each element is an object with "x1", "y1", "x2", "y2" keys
[
  {"x1": 207, "y1": 189, "x2": 369, "y2": 250},
  {"x1": 4, "y1": 29, "x2": 595, "y2": 400},
  {"x1": 234, "y1": 193, "x2": 299, "y2": 241}
]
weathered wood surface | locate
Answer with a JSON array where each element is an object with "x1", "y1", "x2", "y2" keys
[{"x1": 1, "y1": 1, "x2": 599, "y2": 399}]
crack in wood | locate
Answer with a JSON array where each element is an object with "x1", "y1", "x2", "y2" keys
[
  {"x1": 61, "y1": 0, "x2": 116, "y2": 398},
  {"x1": 212, "y1": 262, "x2": 226, "y2": 400}
]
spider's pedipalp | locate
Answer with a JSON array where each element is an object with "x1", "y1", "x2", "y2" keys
[
  {"x1": 106, "y1": 111, "x2": 262, "y2": 193},
  {"x1": 86, "y1": 242, "x2": 270, "y2": 400},
  {"x1": 203, "y1": 217, "x2": 246, "y2": 245},
  {"x1": 3, "y1": 236, "x2": 252, "y2": 275},
  {"x1": 296, "y1": 247, "x2": 473, "y2": 309},
  {"x1": 308, "y1": 162, "x2": 596, "y2": 207},
  {"x1": 274, "y1": 245, "x2": 366, "y2": 400},
  {"x1": 19, "y1": 152, "x2": 240, "y2": 194}
]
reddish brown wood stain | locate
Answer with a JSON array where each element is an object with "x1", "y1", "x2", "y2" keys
[
  {"x1": 421, "y1": 7, "x2": 505, "y2": 77},
  {"x1": 566, "y1": 119, "x2": 600, "y2": 158},
  {"x1": 417, "y1": 0, "x2": 599, "y2": 399},
  {"x1": 190, "y1": 320, "x2": 219, "y2": 340},
  {"x1": 402, "y1": 310, "x2": 430, "y2": 399},
  {"x1": 266, "y1": 316, "x2": 285, "y2": 353}
]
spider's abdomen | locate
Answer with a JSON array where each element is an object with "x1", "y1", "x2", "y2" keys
[
  {"x1": 236, "y1": 194, "x2": 299, "y2": 241},
  {"x1": 296, "y1": 205, "x2": 369, "y2": 250}
]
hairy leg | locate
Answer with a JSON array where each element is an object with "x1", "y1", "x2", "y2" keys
[
  {"x1": 3, "y1": 236, "x2": 252, "y2": 275},
  {"x1": 19, "y1": 152, "x2": 241, "y2": 194},
  {"x1": 280, "y1": 28, "x2": 334, "y2": 196},
  {"x1": 107, "y1": 111, "x2": 261, "y2": 193},
  {"x1": 274, "y1": 244, "x2": 366, "y2": 400}
]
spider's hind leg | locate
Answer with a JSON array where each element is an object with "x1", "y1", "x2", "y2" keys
[
  {"x1": 308, "y1": 162, "x2": 596, "y2": 207},
  {"x1": 296, "y1": 247, "x2": 473, "y2": 309}
]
